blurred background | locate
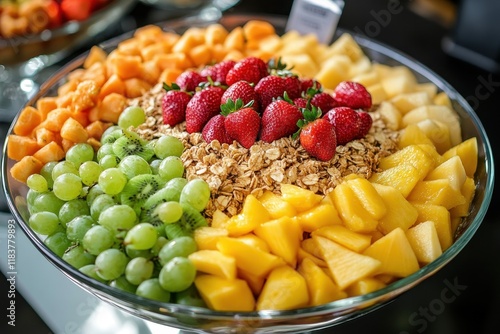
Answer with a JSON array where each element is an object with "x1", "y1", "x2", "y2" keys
[{"x1": 1, "y1": 0, "x2": 499, "y2": 333}]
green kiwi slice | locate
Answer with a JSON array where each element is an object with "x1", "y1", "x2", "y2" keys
[{"x1": 112, "y1": 129, "x2": 154, "y2": 161}]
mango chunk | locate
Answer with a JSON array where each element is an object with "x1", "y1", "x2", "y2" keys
[
  {"x1": 195, "y1": 275, "x2": 255, "y2": 311},
  {"x1": 188, "y1": 250, "x2": 236, "y2": 280},
  {"x1": 225, "y1": 194, "x2": 271, "y2": 236}
]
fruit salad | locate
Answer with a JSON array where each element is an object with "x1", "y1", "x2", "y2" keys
[{"x1": 6, "y1": 20, "x2": 478, "y2": 312}]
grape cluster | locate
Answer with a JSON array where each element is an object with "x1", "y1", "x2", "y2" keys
[{"x1": 25, "y1": 106, "x2": 210, "y2": 305}]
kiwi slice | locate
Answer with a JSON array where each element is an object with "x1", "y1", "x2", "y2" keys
[
  {"x1": 164, "y1": 203, "x2": 207, "y2": 240},
  {"x1": 140, "y1": 186, "x2": 182, "y2": 225},
  {"x1": 120, "y1": 174, "x2": 164, "y2": 214},
  {"x1": 101, "y1": 128, "x2": 123, "y2": 144},
  {"x1": 112, "y1": 129, "x2": 154, "y2": 161}
]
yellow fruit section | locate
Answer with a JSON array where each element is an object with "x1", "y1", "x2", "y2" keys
[{"x1": 195, "y1": 275, "x2": 255, "y2": 311}]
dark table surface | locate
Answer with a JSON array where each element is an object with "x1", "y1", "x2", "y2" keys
[{"x1": 1, "y1": 0, "x2": 499, "y2": 333}]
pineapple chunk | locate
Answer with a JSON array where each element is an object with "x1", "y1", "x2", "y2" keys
[
  {"x1": 211, "y1": 209, "x2": 230, "y2": 228},
  {"x1": 433, "y1": 91, "x2": 452, "y2": 107},
  {"x1": 194, "y1": 226, "x2": 228, "y2": 250},
  {"x1": 301, "y1": 238, "x2": 323, "y2": 259},
  {"x1": 414, "y1": 82, "x2": 438, "y2": 99},
  {"x1": 329, "y1": 182, "x2": 378, "y2": 233},
  {"x1": 254, "y1": 216, "x2": 301, "y2": 267},
  {"x1": 296, "y1": 202, "x2": 342, "y2": 232},
  {"x1": 408, "y1": 178, "x2": 466, "y2": 210},
  {"x1": 238, "y1": 268, "x2": 265, "y2": 295},
  {"x1": 297, "y1": 247, "x2": 328, "y2": 268},
  {"x1": 391, "y1": 91, "x2": 432, "y2": 114},
  {"x1": 311, "y1": 225, "x2": 372, "y2": 252},
  {"x1": 314, "y1": 236, "x2": 381, "y2": 290},
  {"x1": 280, "y1": 54, "x2": 319, "y2": 79},
  {"x1": 188, "y1": 250, "x2": 237, "y2": 279},
  {"x1": 363, "y1": 228, "x2": 420, "y2": 277},
  {"x1": 369, "y1": 164, "x2": 421, "y2": 198},
  {"x1": 256, "y1": 265, "x2": 309, "y2": 311},
  {"x1": 377, "y1": 101, "x2": 402, "y2": 131},
  {"x1": 372, "y1": 183, "x2": 418, "y2": 234},
  {"x1": 398, "y1": 124, "x2": 435, "y2": 148},
  {"x1": 226, "y1": 194, "x2": 270, "y2": 236},
  {"x1": 328, "y1": 33, "x2": 365, "y2": 62},
  {"x1": 450, "y1": 177, "x2": 476, "y2": 218},
  {"x1": 216, "y1": 237, "x2": 283, "y2": 278},
  {"x1": 280, "y1": 183, "x2": 323, "y2": 212},
  {"x1": 406, "y1": 221, "x2": 442, "y2": 264},
  {"x1": 298, "y1": 258, "x2": 347, "y2": 306},
  {"x1": 346, "y1": 277, "x2": 386, "y2": 297},
  {"x1": 442, "y1": 137, "x2": 478, "y2": 178},
  {"x1": 378, "y1": 144, "x2": 435, "y2": 181},
  {"x1": 195, "y1": 274, "x2": 255, "y2": 311},
  {"x1": 346, "y1": 177, "x2": 387, "y2": 220},
  {"x1": 426, "y1": 155, "x2": 467, "y2": 191},
  {"x1": 349, "y1": 56, "x2": 372, "y2": 77},
  {"x1": 417, "y1": 144, "x2": 444, "y2": 167},
  {"x1": 315, "y1": 55, "x2": 351, "y2": 90},
  {"x1": 415, "y1": 119, "x2": 452, "y2": 154},
  {"x1": 450, "y1": 217, "x2": 462, "y2": 236},
  {"x1": 351, "y1": 71, "x2": 380, "y2": 87},
  {"x1": 411, "y1": 203, "x2": 453, "y2": 251},
  {"x1": 236, "y1": 234, "x2": 270, "y2": 252},
  {"x1": 258, "y1": 190, "x2": 297, "y2": 219},
  {"x1": 366, "y1": 83, "x2": 388, "y2": 105},
  {"x1": 380, "y1": 66, "x2": 417, "y2": 98}
]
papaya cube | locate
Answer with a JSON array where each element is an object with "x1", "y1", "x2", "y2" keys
[
  {"x1": 195, "y1": 275, "x2": 255, "y2": 311},
  {"x1": 406, "y1": 220, "x2": 442, "y2": 264},
  {"x1": 363, "y1": 228, "x2": 420, "y2": 277},
  {"x1": 256, "y1": 265, "x2": 309, "y2": 311}
]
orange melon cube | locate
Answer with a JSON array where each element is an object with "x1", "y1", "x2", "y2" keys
[
  {"x1": 7, "y1": 135, "x2": 40, "y2": 161},
  {"x1": 10, "y1": 156, "x2": 44, "y2": 183},
  {"x1": 33, "y1": 141, "x2": 65, "y2": 164},
  {"x1": 60, "y1": 117, "x2": 88, "y2": 143},
  {"x1": 13, "y1": 106, "x2": 43, "y2": 136}
]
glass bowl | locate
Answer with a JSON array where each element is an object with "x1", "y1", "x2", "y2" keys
[{"x1": 1, "y1": 14, "x2": 495, "y2": 334}]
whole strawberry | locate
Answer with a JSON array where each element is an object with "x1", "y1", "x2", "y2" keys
[
  {"x1": 225, "y1": 57, "x2": 268, "y2": 86},
  {"x1": 202, "y1": 115, "x2": 233, "y2": 145},
  {"x1": 300, "y1": 78, "x2": 321, "y2": 94},
  {"x1": 297, "y1": 107, "x2": 337, "y2": 161},
  {"x1": 200, "y1": 60, "x2": 236, "y2": 85},
  {"x1": 260, "y1": 99, "x2": 303, "y2": 143},
  {"x1": 175, "y1": 70, "x2": 206, "y2": 92},
  {"x1": 356, "y1": 111, "x2": 373, "y2": 139},
  {"x1": 293, "y1": 97, "x2": 308, "y2": 109},
  {"x1": 220, "y1": 99, "x2": 260, "y2": 149},
  {"x1": 185, "y1": 85, "x2": 225, "y2": 133},
  {"x1": 254, "y1": 75, "x2": 288, "y2": 112},
  {"x1": 333, "y1": 81, "x2": 372, "y2": 110},
  {"x1": 161, "y1": 83, "x2": 191, "y2": 127},
  {"x1": 323, "y1": 107, "x2": 360, "y2": 145},
  {"x1": 221, "y1": 81, "x2": 259, "y2": 112},
  {"x1": 311, "y1": 92, "x2": 336, "y2": 115},
  {"x1": 282, "y1": 75, "x2": 302, "y2": 100}
]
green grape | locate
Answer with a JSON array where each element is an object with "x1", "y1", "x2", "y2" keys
[
  {"x1": 52, "y1": 161, "x2": 79, "y2": 180},
  {"x1": 136, "y1": 278, "x2": 170, "y2": 302},
  {"x1": 79, "y1": 161, "x2": 102, "y2": 186},
  {"x1": 154, "y1": 201, "x2": 183, "y2": 224},
  {"x1": 149, "y1": 159, "x2": 162, "y2": 175},
  {"x1": 44, "y1": 231, "x2": 72, "y2": 257},
  {"x1": 66, "y1": 143, "x2": 95, "y2": 168},
  {"x1": 118, "y1": 106, "x2": 146, "y2": 129},
  {"x1": 175, "y1": 284, "x2": 207, "y2": 307},
  {"x1": 150, "y1": 236, "x2": 168, "y2": 257},
  {"x1": 27, "y1": 174, "x2": 48, "y2": 193},
  {"x1": 158, "y1": 156, "x2": 184, "y2": 182},
  {"x1": 66, "y1": 216, "x2": 95, "y2": 243},
  {"x1": 125, "y1": 257, "x2": 154, "y2": 285},
  {"x1": 158, "y1": 236, "x2": 197, "y2": 266},
  {"x1": 99, "y1": 154, "x2": 119, "y2": 170},
  {"x1": 27, "y1": 188, "x2": 40, "y2": 208},
  {"x1": 98, "y1": 168, "x2": 127, "y2": 195},
  {"x1": 125, "y1": 246, "x2": 152, "y2": 259},
  {"x1": 124, "y1": 223, "x2": 158, "y2": 250},
  {"x1": 86, "y1": 184, "x2": 105, "y2": 206},
  {"x1": 28, "y1": 211, "x2": 60, "y2": 236},
  {"x1": 40, "y1": 161, "x2": 57, "y2": 189},
  {"x1": 154, "y1": 135, "x2": 184, "y2": 159},
  {"x1": 158, "y1": 257, "x2": 196, "y2": 292},
  {"x1": 82, "y1": 225, "x2": 115, "y2": 256},
  {"x1": 118, "y1": 155, "x2": 152, "y2": 180},
  {"x1": 62, "y1": 245, "x2": 96, "y2": 269},
  {"x1": 31, "y1": 192, "x2": 65, "y2": 215},
  {"x1": 59, "y1": 199, "x2": 90, "y2": 227},
  {"x1": 101, "y1": 125, "x2": 121, "y2": 142},
  {"x1": 96, "y1": 143, "x2": 115, "y2": 161},
  {"x1": 179, "y1": 178, "x2": 210, "y2": 212},
  {"x1": 53, "y1": 173, "x2": 83, "y2": 201},
  {"x1": 110, "y1": 276, "x2": 137, "y2": 293},
  {"x1": 95, "y1": 248, "x2": 129, "y2": 281},
  {"x1": 80, "y1": 264, "x2": 107, "y2": 283},
  {"x1": 90, "y1": 193, "x2": 116, "y2": 221},
  {"x1": 98, "y1": 204, "x2": 137, "y2": 233}
]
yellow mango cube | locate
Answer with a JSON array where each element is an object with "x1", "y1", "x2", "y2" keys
[
  {"x1": 226, "y1": 194, "x2": 270, "y2": 236},
  {"x1": 311, "y1": 225, "x2": 372, "y2": 252},
  {"x1": 258, "y1": 190, "x2": 297, "y2": 219},
  {"x1": 195, "y1": 274, "x2": 255, "y2": 311},
  {"x1": 188, "y1": 250, "x2": 237, "y2": 279},
  {"x1": 296, "y1": 202, "x2": 342, "y2": 233},
  {"x1": 238, "y1": 268, "x2": 265, "y2": 295},
  {"x1": 406, "y1": 220, "x2": 442, "y2": 264},
  {"x1": 280, "y1": 183, "x2": 323, "y2": 212}
]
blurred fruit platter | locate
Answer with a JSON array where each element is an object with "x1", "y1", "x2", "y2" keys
[{"x1": 4, "y1": 19, "x2": 479, "y2": 312}]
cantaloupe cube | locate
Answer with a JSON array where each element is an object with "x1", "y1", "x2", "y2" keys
[
  {"x1": 411, "y1": 203, "x2": 453, "y2": 251},
  {"x1": 406, "y1": 220, "x2": 442, "y2": 264},
  {"x1": 258, "y1": 190, "x2": 297, "y2": 219},
  {"x1": 60, "y1": 117, "x2": 88, "y2": 143},
  {"x1": 32, "y1": 141, "x2": 66, "y2": 164},
  {"x1": 442, "y1": 137, "x2": 478, "y2": 178},
  {"x1": 314, "y1": 236, "x2": 381, "y2": 290},
  {"x1": 188, "y1": 250, "x2": 236, "y2": 280},
  {"x1": 256, "y1": 265, "x2": 309, "y2": 311},
  {"x1": 280, "y1": 183, "x2": 323, "y2": 212},
  {"x1": 10, "y1": 156, "x2": 44, "y2": 183},
  {"x1": 193, "y1": 226, "x2": 228, "y2": 250},
  {"x1": 298, "y1": 258, "x2": 347, "y2": 306},
  {"x1": 195, "y1": 275, "x2": 255, "y2": 311},
  {"x1": 7, "y1": 135, "x2": 40, "y2": 161},
  {"x1": 13, "y1": 106, "x2": 43, "y2": 136},
  {"x1": 311, "y1": 225, "x2": 371, "y2": 252},
  {"x1": 296, "y1": 203, "x2": 342, "y2": 232},
  {"x1": 363, "y1": 228, "x2": 419, "y2": 277}
]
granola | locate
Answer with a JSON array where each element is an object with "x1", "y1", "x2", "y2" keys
[{"x1": 133, "y1": 83, "x2": 399, "y2": 219}]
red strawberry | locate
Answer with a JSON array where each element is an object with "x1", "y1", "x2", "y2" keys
[
  {"x1": 323, "y1": 107, "x2": 360, "y2": 145},
  {"x1": 260, "y1": 99, "x2": 303, "y2": 142},
  {"x1": 293, "y1": 97, "x2": 308, "y2": 109},
  {"x1": 202, "y1": 115, "x2": 233, "y2": 145},
  {"x1": 311, "y1": 92, "x2": 336, "y2": 115},
  {"x1": 61, "y1": 0, "x2": 92, "y2": 21},
  {"x1": 175, "y1": 70, "x2": 206, "y2": 92},
  {"x1": 254, "y1": 75, "x2": 288, "y2": 112},
  {"x1": 333, "y1": 81, "x2": 372, "y2": 110},
  {"x1": 221, "y1": 81, "x2": 259, "y2": 111},
  {"x1": 200, "y1": 60, "x2": 236, "y2": 85},
  {"x1": 222, "y1": 104, "x2": 261, "y2": 149},
  {"x1": 185, "y1": 86, "x2": 225, "y2": 133},
  {"x1": 356, "y1": 111, "x2": 373, "y2": 139},
  {"x1": 282, "y1": 75, "x2": 302, "y2": 100},
  {"x1": 298, "y1": 108, "x2": 337, "y2": 161},
  {"x1": 161, "y1": 83, "x2": 192, "y2": 127},
  {"x1": 300, "y1": 78, "x2": 321, "y2": 94},
  {"x1": 225, "y1": 57, "x2": 268, "y2": 86}
]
